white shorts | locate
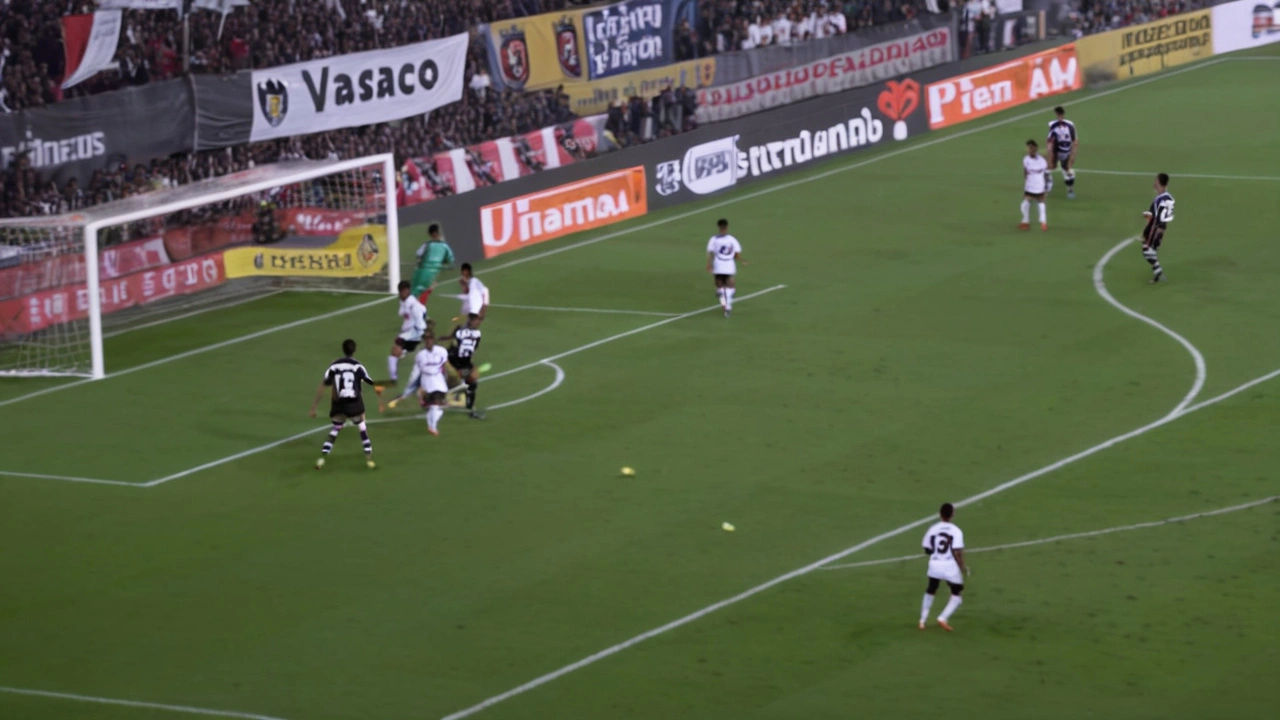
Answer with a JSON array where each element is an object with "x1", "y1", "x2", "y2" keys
[
  {"x1": 422, "y1": 374, "x2": 449, "y2": 394},
  {"x1": 927, "y1": 563, "x2": 964, "y2": 586}
]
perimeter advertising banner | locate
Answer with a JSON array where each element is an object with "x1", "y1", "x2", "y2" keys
[
  {"x1": 1075, "y1": 9, "x2": 1212, "y2": 83},
  {"x1": 479, "y1": 0, "x2": 696, "y2": 92},
  {"x1": 925, "y1": 45, "x2": 1080, "y2": 129},
  {"x1": 696, "y1": 26, "x2": 951, "y2": 122},
  {"x1": 248, "y1": 34, "x2": 469, "y2": 142},
  {"x1": 223, "y1": 226, "x2": 389, "y2": 279},
  {"x1": 1212, "y1": 0, "x2": 1280, "y2": 53}
]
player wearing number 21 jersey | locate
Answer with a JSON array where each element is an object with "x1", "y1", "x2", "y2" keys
[
  {"x1": 310, "y1": 338, "x2": 377, "y2": 470},
  {"x1": 920, "y1": 502, "x2": 970, "y2": 632},
  {"x1": 1141, "y1": 173, "x2": 1175, "y2": 284}
]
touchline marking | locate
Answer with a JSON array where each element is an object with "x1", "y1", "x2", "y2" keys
[
  {"x1": 0, "y1": 56, "x2": 1236, "y2": 410},
  {"x1": 1075, "y1": 169, "x2": 1280, "y2": 182},
  {"x1": 0, "y1": 685, "x2": 288, "y2": 720},
  {"x1": 439, "y1": 366, "x2": 1280, "y2": 720},
  {"x1": 819, "y1": 496, "x2": 1279, "y2": 571},
  {"x1": 1094, "y1": 237, "x2": 1205, "y2": 417},
  {"x1": 490, "y1": 303, "x2": 678, "y2": 317},
  {"x1": 0, "y1": 470, "x2": 141, "y2": 487},
  {"x1": 142, "y1": 287, "x2": 784, "y2": 487}
]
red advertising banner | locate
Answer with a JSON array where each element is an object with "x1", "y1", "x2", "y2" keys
[
  {"x1": 402, "y1": 115, "x2": 612, "y2": 204},
  {"x1": 0, "y1": 253, "x2": 225, "y2": 336},
  {"x1": 0, "y1": 236, "x2": 171, "y2": 300}
]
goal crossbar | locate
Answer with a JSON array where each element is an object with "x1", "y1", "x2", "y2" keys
[{"x1": 0, "y1": 153, "x2": 399, "y2": 380}]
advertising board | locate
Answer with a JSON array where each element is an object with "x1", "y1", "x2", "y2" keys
[
  {"x1": 1212, "y1": 0, "x2": 1280, "y2": 54},
  {"x1": 925, "y1": 45, "x2": 1079, "y2": 129},
  {"x1": 1075, "y1": 10, "x2": 1212, "y2": 83}
]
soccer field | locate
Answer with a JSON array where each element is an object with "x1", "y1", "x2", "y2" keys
[{"x1": 2, "y1": 49, "x2": 1279, "y2": 720}]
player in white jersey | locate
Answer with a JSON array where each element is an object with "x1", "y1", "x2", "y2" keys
[
  {"x1": 919, "y1": 502, "x2": 969, "y2": 632},
  {"x1": 705, "y1": 218, "x2": 744, "y2": 318},
  {"x1": 1020, "y1": 139, "x2": 1049, "y2": 232},
  {"x1": 457, "y1": 263, "x2": 490, "y2": 323},
  {"x1": 388, "y1": 281, "x2": 429, "y2": 384},
  {"x1": 413, "y1": 332, "x2": 452, "y2": 437}
]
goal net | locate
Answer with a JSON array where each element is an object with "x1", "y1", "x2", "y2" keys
[{"x1": 0, "y1": 154, "x2": 399, "y2": 379}]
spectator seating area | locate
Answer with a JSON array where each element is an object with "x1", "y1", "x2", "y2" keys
[{"x1": 0, "y1": 0, "x2": 1215, "y2": 218}]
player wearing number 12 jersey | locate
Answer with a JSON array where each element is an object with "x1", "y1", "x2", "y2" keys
[
  {"x1": 310, "y1": 339, "x2": 377, "y2": 469},
  {"x1": 920, "y1": 502, "x2": 970, "y2": 631}
]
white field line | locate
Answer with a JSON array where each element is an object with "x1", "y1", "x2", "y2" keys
[
  {"x1": 439, "y1": 364, "x2": 1280, "y2": 720},
  {"x1": 0, "y1": 56, "x2": 1235, "y2": 411},
  {"x1": 368, "y1": 361, "x2": 567, "y2": 430},
  {"x1": 143, "y1": 286, "x2": 784, "y2": 487},
  {"x1": 0, "y1": 685, "x2": 288, "y2": 720},
  {"x1": 1075, "y1": 169, "x2": 1280, "y2": 182},
  {"x1": 0, "y1": 470, "x2": 142, "y2": 487},
  {"x1": 101, "y1": 290, "x2": 287, "y2": 339},
  {"x1": 0, "y1": 295, "x2": 390, "y2": 410},
  {"x1": 490, "y1": 303, "x2": 678, "y2": 317},
  {"x1": 433, "y1": 233, "x2": 1243, "y2": 719},
  {"x1": 1094, "y1": 237, "x2": 1205, "y2": 416},
  {"x1": 820, "y1": 495, "x2": 1279, "y2": 571}
]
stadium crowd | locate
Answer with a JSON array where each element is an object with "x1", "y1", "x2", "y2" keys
[{"x1": 0, "y1": 0, "x2": 1219, "y2": 218}]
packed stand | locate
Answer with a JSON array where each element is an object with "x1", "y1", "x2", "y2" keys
[{"x1": 1066, "y1": 0, "x2": 1212, "y2": 37}]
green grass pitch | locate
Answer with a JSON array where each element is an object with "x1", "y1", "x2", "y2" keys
[{"x1": 1, "y1": 49, "x2": 1278, "y2": 720}]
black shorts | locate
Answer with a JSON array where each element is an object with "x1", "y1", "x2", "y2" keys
[
  {"x1": 1143, "y1": 226, "x2": 1164, "y2": 250},
  {"x1": 926, "y1": 577, "x2": 964, "y2": 595},
  {"x1": 1023, "y1": 191, "x2": 1046, "y2": 201},
  {"x1": 450, "y1": 356, "x2": 474, "y2": 375},
  {"x1": 329, "y1": 400, "x2": 366, "y2": 422},
  {"x1": 395, "y1": 337, "x2": 420, "y2": 351},
  {"x1": 714, "y1": 274, "x2": 734, "y2": 284}
]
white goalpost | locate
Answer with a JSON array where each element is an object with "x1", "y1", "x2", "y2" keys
[{"x1": 0, "y1": 153, "x2": 399, "y2": 380}]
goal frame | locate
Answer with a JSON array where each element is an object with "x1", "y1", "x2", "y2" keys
[{"x1": 3, "y1": 153, "x2": 399, "y2": 380}]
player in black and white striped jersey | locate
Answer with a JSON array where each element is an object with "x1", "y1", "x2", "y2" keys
[
  {"x1": 447, "y1": 314, "x2": 485, "y2": 419},
  {"x1": 1141, "y1": 173, "x2": 1175, "y2": 284},
  {"x1": 310, "y1": 338, "x2": 377, "y2": 469},
  {"x1": 1046, "y1": 106, "x2": 1078, "y2": 199}
]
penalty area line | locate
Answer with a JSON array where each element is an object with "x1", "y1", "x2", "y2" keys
[
  {"x1": 0, "y1": 684, "x2": 289, "y2": 720},
  {"x1": 489, "y1": 303, "x2": 679, "y2": 317},
  {"x1": 819, "y1": 495, "x2": 1280, "y2": 571},
  {"x1": 145, "y1": 287, "x2": 784, "y2": 487},
  {"x1": 1074, "y1": 169, "x2": 1280, "y2": 182},
  {"x1": 0, "y1": 470, "x2": 142, "y2": 487}
]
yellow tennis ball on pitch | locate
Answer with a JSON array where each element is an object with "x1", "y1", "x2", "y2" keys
[
  {"x1": 722, "y1": 522, "x2": 735, "y2": 532},
  {"x1": 620, "y1": 467, "x2": 635, "y2": 477}
]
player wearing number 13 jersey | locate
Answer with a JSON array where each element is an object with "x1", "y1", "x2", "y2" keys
[
  {"x1": 310, "y1": 339, "x2": 377, "y2": 469},
  {"x1": 1141, "y1": 173, "x2": 1175, "y2": 284},
  {"x1": 920, "y1": 502, "x2": 969, "y2": 632}
]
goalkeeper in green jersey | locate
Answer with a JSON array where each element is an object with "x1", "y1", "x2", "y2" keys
[{"x1": 411, "y1": 223, "x2": 456, "y2": 304}]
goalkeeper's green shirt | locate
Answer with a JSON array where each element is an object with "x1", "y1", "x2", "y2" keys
[{"x1": 416, "y1": 240, "x2": 455, "y2": 272}]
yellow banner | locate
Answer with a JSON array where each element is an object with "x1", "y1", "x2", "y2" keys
[
  {"x1": 1076, "y1": 9, "x2": 1213, "y2": 83},
  {"x1": 563, "y1": 58, "x2": 717, "y2": 116},
  {"x1": 482, "y1": 9, "x2": 589, "y2": 92},
  {"x1": 224, "y1": 225, "x2": 388, "y2": 279}
]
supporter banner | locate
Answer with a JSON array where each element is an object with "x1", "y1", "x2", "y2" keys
[
  {"x1": 696, "y1": 27, "x2": 951, "y2": 123},
  {"x1": 709, "y1": 12, "x2": 956, "y2": 84},
  {"x1": 581, "y1": 0, "x2": 694, "y2": 80},
  {"x1": 1075, "y1": 10, "x2": 1212, "y2": 83},
  {"x1": 652, "y1": 76, "x2": 927, "y2": 201},
  {"x1": 480, "y1": 0, "x2": 695, "y2": 91},
  {"x1": 0, "y1": 79, "x2": 195, "y2": 185},
  {"x1": 0, "y1": 236, "x2": 169, "y2": 301},
  {"x1": 223, "y1": 225, "x2": 389, "y2": 278},
  {"x1": 61, "y1": 10, "x2": 123, "y2": 90},
  {"x1": 926, "y1": 44, "x2": 1079, "y2": 129},
  {"x1": 479, "y1": 167, "x2": 647, "y2": 258},
  {"x1": 564, "y1": 57, "x2": 714, "y2": 115},
  {"x1": 0, "y1": 254, "x2": 224, "y2": 336},
  {"x1": 249, "y1": 34, "x2": 468, "y2": 142},
  {"x1": 1212, "y1": 0, "x2": 1280, "y2": 54},
  {"x1": 403, "y1": 115, "x2": 612, "y2": 204},
  {"x1": 97, "y1": 0, "x2": 184, "y2": 9}
]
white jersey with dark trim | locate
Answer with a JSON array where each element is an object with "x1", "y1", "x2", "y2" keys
[{"x1": 1047, "y1": 118, "x2": 1077, "y2": 154}]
